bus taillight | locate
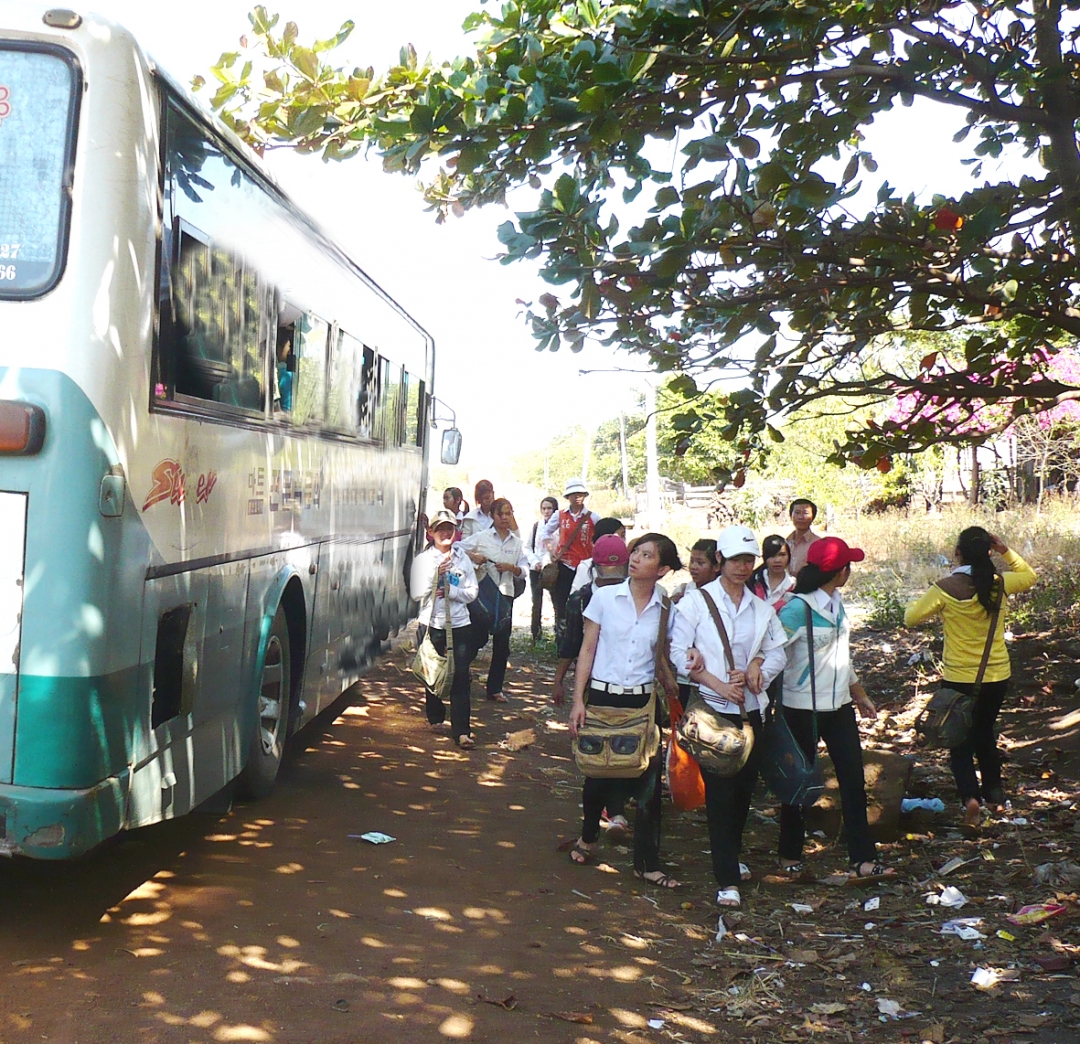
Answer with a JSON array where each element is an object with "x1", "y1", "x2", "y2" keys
[{"x1": 0, "y1": 402, "x2": 46, "y2": 454}]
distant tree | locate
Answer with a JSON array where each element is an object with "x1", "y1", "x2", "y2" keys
[{"x1": 205, "y1": 2, "x2": 1080, "y2": 465}]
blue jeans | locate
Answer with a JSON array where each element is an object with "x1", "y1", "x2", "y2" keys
[{"x1": 417, "y1": 623, "x2": 477, "y2": 740}]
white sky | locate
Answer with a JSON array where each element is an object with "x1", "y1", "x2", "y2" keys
[{"x1": 11, "y1": 1, "x2": 1030, "y2": 481}]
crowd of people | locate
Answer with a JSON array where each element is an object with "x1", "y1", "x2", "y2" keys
[{"x1": 409, "y1": 478, "x2": 1037, "y2": 908}]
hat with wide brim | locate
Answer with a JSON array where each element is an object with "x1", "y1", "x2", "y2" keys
[{"x1": 563, "y1": 478, "x2": 589, "y2": 496}]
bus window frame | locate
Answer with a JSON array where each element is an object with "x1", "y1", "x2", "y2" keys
[
  {"x1": 160, "y1": 216, "x2": 271, "y2": 424},
  {"x1": 0, "y1": 42, "x2": 83, "y2": 302}
]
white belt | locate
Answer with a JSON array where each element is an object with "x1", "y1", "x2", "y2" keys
[{"x1": 590, "y1": 680, "x2": 653, "y2": 696}]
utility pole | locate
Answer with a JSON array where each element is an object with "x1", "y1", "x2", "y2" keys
[
  {"x1": 619, "y1": 411, "x2": 630, "y2": 497},
  {"x1": 581, "y1": 424, "x2": 593, "y2": 483},
  {"x1": 644, "y1": 377, "x2": 661, "y2": 528}
]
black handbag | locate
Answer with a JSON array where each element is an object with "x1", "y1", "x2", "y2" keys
[
  {"x1": 915, "y1": 578, "x2": 1002, "y2": 750},
  {"x1": 759, "y1": 600, "x2": 825, "y2": 807},
  {"x1": 468, "y1": 574, "x2": 513, "y2": 637}
]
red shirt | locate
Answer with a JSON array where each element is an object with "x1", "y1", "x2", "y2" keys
[{"x1": 555, "y1": 510, "x2": 594, "y2": 568}]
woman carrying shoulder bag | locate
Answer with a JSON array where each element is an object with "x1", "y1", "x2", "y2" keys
[
  {"x1": 669, "y1": 526, "x2": 787, "y2": 909},
  {"x1": 903, "y1": 527, "x2": 1036, "y2": 824},
  {"x1": 775, "y1": 537, "x2": 893, "y2": 882},
  {"x1": 568, "y1": 533, "x2": 682, "y2": 888},
  {"x1": 409, "y1": 509, "x2": 480, "y2": 750}
]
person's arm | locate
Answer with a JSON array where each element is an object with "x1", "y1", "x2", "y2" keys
[
  {"x1": 668, "y1": 596, "x2": 697, "y2": 678},
  {"x1": 569, "y1": 619, "x2": 600, "y2": 735},
  {"x1": 999, "y1": 547, "x2": 1037, "y2": 594},
  {"x1": 747, "y1": 611, "x2": 788, "y2": 693},
  {"x1": 449, "y1": 554, "x2": 479, "y2": 605},
  {"x1": 903, "y1": 586, "x2": 945, "y2": 628},
  {"x1": 552, "y1": 658, "x2": 572, "y2": 707},
  {"x1": 849, "y1": 680, "x2": 877, "y2": 718},
  {"x1": 409, "y1": 552, "x2": 435, "y2": 601}
]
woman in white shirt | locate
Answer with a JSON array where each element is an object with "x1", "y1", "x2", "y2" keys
[
  {"x1": 750, "y1": 535, "x2": 795, "y2": 610},
  {"x1": 409, "y1": 509, "x2": 480, "y2": 749},
  {"x1": 461, "y1": 499, "x2": 531, "y2": 702},
  {"x1": 526, "y1": 496, "x2": 559, "y2": 642},
  {"x1": 568, "y1": 533, "x2": 682, "y2": 887},
  {"x1": 671, "y1": 538, "x2": 722, "y2": 710},
  {"x1": 670, "y1": 526, "x2": 788, "y2": 909}
]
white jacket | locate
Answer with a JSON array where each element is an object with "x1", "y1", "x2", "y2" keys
[
  {"x1": 409, "y1": 545, "x2": 478, "y2": 629},
  {"x1": 669, "y1": 580, "x2": 787, "y2": 715}
]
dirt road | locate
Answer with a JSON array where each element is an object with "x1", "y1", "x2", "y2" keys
[{"x1": 0, "y1": 626, "x2": 1077, "y2": 1044}]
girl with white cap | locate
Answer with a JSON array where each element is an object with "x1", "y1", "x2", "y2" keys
[{"x1": 670, "y1": 525, "x2": 787, "y2": 909}]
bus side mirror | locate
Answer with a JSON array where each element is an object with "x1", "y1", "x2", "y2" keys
[{"x1": 440, "y1": 428, "x2": 462, "y2": 465}]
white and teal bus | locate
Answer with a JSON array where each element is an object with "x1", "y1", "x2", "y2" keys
[{"x1": 0, "y1": 5, "x2": 449, "y2": 858}]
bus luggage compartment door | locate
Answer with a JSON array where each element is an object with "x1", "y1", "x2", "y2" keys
[{"x1": 0, "y1": 492, "x2": 26, "y2": 784}]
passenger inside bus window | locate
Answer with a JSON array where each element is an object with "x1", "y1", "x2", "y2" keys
[
  {"x1": 275, "y1": 326, "x2": 295, "y2": 413},
  {"x1": 357, "y1": 346, "x2": 378, "y2": 439}
]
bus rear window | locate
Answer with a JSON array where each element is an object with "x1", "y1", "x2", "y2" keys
[{"x1": 0, "y1": 45, "x2": 78, "y2": 298}]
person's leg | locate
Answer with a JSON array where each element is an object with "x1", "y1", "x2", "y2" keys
[
  {"x1": 945, "y1": 680, "x2": 982, "y2": 805},
  {"x1": 777, "y1": 706, "x2": 817, "y2": 866},
  {"x1": 580, "y1": 778, "x2": 608, "y2": 845},
  {"x1": 486, "y1": 626, "x2": 511, "y2": 697},
  {"x1": 819, "y1": 705, "x2": 876, "y2": 868},
  {"x1": 421, "y1": 625, "x2": 448, "y2": 725},
  {"x1": 448, "y1": 624, "x2": 476, "y2": 741},
  {"x1": 970, "y1": 680, "x2": 1009, "y2": 805},
  {"x1": 730, "y1": 711, "x2": 763, "y2": 852},
  {"x1": 631, "y1": 755, "x2": 663, "y2": 873},
  {"x1": 530, "y1": 571, "x2": 543, "y2": 641},
  {"x1": 552, "y1": 563, "x2": 575, "y2": 645}
]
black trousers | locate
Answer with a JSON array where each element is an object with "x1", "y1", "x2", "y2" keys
[
  {"x1": 485, "y1": 626, "x2": 510, "y2": 696},
  {"x1": 778, "y1": 703, "x2": 875, "y2": 867},
  {"x1": 581, "y1": 754, "x2": 662, "y2": 872},
  {"x1": 552, "y1": 561, "x2": 577, "y2": 645},
  {"x1": 702, "y1": 709, "x2": 763, "y2": 888},
  {"x1": 529, "y1": 570, "x2": 546, "y2": 640},
  {"x1": 417, "y1": 622, "x2": 477, "y2": 740},
  {"x1": 946, "y1": 679, "x2": 1009, "y2": 805}
]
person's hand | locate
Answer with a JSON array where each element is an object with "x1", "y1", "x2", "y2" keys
[
  {"x1": 988, "y1": 533, "x2": 1009, "y2": 555},
  {"x1": 552, "y1": 676, "x2": 566, "y2": 707},
  {"x1": 568, "y1": 697, "x2": 587, "y2": 736},
  {"x1": 852, "y1": 684, "x2": 877, "y2": 719},
  {"x1": 437, "y1": 556, "x2": 451, "y2": 575},
  {"x1": 720, "y1": 680, "x2": 746, "y2": 706},
  {"x1": 746, "y1": 660, "x2": 764, "y2": 695},
  {"x1": 685, "y1": 648, "x2": 705, "y2": 674},
  {"x1": 468, "y1": 551, "x2": 487, "y2": 565},
  {"x1": 495, "y1": 561, "x2": 516, "y2": 573}
]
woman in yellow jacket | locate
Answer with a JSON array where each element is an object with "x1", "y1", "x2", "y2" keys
[{"x1": 904, "y1": 527, "x2": 1036, "y2": 824}]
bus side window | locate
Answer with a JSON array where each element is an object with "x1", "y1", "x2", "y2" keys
[
  {"x1": 326, "y1": 330, "x2": 362, "y2": 436},
  {"x1": 167, "y1": 225, "x2": 267, "y2": 413},
  {"x1": 274, "y1": 303, "x2": 299, "y2": 415},
  {"x1": 381, "y1": 360, "x2": 402, "y2": 447},
  {"x1": 357, "y1": 347, "x2": 378, "y2": 440},
  {"x1": 291, "y1": 313, "x2": 329, "y2": 428},
  {"x1": 404, "y1": 372, "x2": 424, "y2": 448}
]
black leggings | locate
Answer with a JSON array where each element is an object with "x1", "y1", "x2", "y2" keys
[
  {"x1": 417, "y1": 623, "x2": 477, "y2": 740},
  {"x1": 581, "y1": 755, "x2": 662, "y2": 872},
  {"x1": 946, "y1": 679, "x2": 1009, "y2": 805}
]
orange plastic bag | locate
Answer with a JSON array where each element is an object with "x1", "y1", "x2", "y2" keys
[{"x1": 666, "y1": 695, "x2": 705, "y2": 811}]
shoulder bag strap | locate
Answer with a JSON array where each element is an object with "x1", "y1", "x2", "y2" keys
[
  {"x1": 698, "y1": 589, "x2": 747, "y2": 721},
  {"x1": 553, "y1": 513, "x2": 589, "y2": 563},
  {"x1": 435, "y1": 551, "x2": 453, "y2": 640},
  {"x1": 803, "y1": 600, "x2": 816, "y2": 747},
  {"x1": 973, "y1": 573, "x2": 1003, "y2": 693},
  {"x1": 531, "y1": 521, "x2": 538, "y2": 550}
]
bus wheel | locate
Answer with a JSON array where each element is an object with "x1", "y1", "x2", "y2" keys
[{"x1": 237, "y1": 604, "x2": 292, "y2": 800}]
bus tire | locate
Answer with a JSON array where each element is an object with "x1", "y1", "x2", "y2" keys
[{"x1": 237, "y1": 604, "x2": 292, "y2": 800}]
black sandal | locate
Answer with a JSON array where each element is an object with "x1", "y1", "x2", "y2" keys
[
  {"x1": 569, "y1": 840, "x2": 597, "y2": 866},
  {"x1": 848, "y1": 861, "x2": 896, "y2": 884},
  {"x1": 634, "y1": 869, "x2": 681, "y2": 890}
]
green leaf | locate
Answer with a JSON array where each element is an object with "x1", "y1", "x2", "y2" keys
[{"x1": 734, "y1": 135, "x2": 760, "y2": 159}]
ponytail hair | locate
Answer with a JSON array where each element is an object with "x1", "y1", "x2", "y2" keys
[
  {"x1": 631, "y1": 532, "x2": 684, "y2": 572},
  {"x1": 956, "y1": 526, "x2": 1001, "y2": 614},
  {"x1": 793, "y1": 563, "x2": 841, "y2": 594}
]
